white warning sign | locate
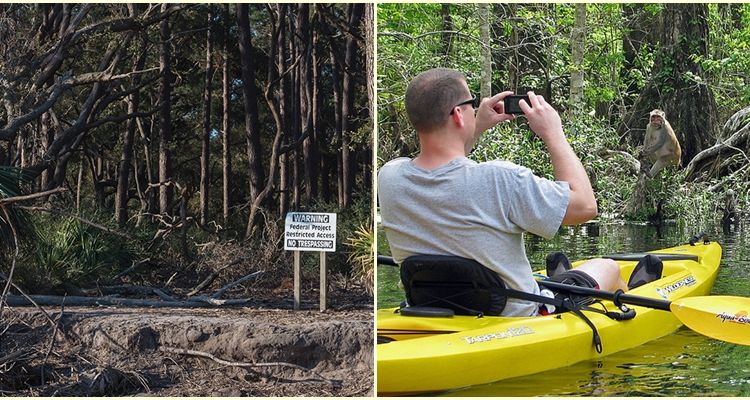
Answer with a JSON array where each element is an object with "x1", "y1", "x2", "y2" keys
[{"x1": 284, "y1": 212, "x2": 337, "y2": 252}]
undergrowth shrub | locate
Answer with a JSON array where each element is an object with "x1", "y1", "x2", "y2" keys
[{"x1": 18, "y1": 215, "x2": 136, "y2": 291}]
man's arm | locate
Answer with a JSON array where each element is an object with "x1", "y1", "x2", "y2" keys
[{"x1": 519, "y1": 92, "x2": 597, "y2": 225}]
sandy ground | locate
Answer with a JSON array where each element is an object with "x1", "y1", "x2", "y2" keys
[{"x1": 0, "y1": 292, "x2": 373, "y2": 396}]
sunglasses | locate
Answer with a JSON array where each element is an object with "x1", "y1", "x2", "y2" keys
[{"x1": 449, "y1": 97, "x2": 478, "y2": 115}]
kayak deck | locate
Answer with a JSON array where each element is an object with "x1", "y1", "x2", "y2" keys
[{"x1": 376, "y1": 241, "x2": 722, "y2": 395}]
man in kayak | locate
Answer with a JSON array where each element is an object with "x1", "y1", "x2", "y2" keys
[{"x1": 378, "y1": 68, "x2": 627, "y2": 317}]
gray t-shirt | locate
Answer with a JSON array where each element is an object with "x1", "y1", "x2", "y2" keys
[{"x1": 378, "y1": 157, "x2": 570, "y2": 317}]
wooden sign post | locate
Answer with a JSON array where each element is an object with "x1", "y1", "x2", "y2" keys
[
  {"x1": 319, "y1": 251, "x2": 327, "y2": 311},
  {"x1": 284, "y1": 212, "x2": 336, "y2": 311}
]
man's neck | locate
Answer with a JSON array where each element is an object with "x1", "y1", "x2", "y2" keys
[{"x1": 413, "y1": 130, "x2": 467, "y2": 170}]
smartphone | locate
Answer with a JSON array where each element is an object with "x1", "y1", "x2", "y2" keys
[{"x1": 503, "y1": 94, "x2": 530, "y2": 115}]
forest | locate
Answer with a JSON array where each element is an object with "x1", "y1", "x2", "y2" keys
[
  {"x1": 378, "y1": 3, "x2": 750, "y2": 227},
  {"x1": 0, "y1": 4, "x2": 374, "y2": 306},
  {"x1": 0, "y1": 4, "x2": 375, "y2": 395}
]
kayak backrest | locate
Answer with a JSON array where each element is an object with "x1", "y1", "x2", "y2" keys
[{"x1": 401, "y1": 255, "x2": 507, "y2": 316}]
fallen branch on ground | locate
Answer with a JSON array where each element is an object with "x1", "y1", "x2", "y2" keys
[
  {"x1": 160, "y1": 346, "x2": 339, "y2": 386},
  {"x1": 598, "y1": 149, "x2": 641, "y2": 175},
  {"x1": 42, "y1": 299, "x2": 65, "y2": 384},
  {"x1": 0, "y1": 349, "x2": 35, "y2": 365},
  {"x1": 112, "y1": 258, "x2": 152, "y2": 281},
  {"x1": 685, "y1": 116, "x2": 750, "y2": 179},
  {"x1": 186, "y1": 257, "x2": 245, "y2": 297},
  {"x1": 187, "y1": 297, "x2": 257, "y2": 306},
  {"x1": 4, "y1": 294, "x2": 255, "y2": 308},
  {"x1": 80, "y1": 284, "x2": 173, "y2": 298},
  {"x1": 210, "y1": 270, "x2": 264, "y2": 299},
  {"x1": 0, "y1": 272, "x2": 56, "y2": 326},
  {"x1": 152, "y1": 288, "x2": 176, "y2": 302}
]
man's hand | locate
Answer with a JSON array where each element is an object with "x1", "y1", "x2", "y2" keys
[
  {"x1": 518, "y1": 91, "x2": 564, "y2": 145},
  {"x1": 474, "y1": 91, "x2": 515, "y2": 137}
]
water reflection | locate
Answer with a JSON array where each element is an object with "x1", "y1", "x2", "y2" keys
[{"x1": 377, "y1": 221, "x2": 750, "y2": 396}]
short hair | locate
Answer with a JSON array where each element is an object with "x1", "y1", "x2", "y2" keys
[{"x1": 405, "y1": 68, "x2": 467, "y2": 132}]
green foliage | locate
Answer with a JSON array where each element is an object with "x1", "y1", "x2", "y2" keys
[
  {"x1": 18, "y1": 214, "x2": 137, "y2": 291},
  {"x1": 378, "y1": 3, "x2": 750, "y2": 228},
  {"x1": 706, "y1": 4, "x2": 750, "y2": 113},
  {"x1": 0, "y1": 166, "x2": 35, "y2": 249},
  {"x1": 378, "y1": 3, "x2": 482, "y2": 164},
  {"x1": 345, "y1": 222, "x2": 374, "y2": 294}
]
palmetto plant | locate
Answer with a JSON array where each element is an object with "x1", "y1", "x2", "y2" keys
[
  {"x1": 30, "y1": 216, "x2": 131, "y2": 289},
  {"x1": 0, "y1": 166, "x2": 34, "y2": 248},
  {"x1": 345, "y1": 221, "x2": 374, "y2": 294}
]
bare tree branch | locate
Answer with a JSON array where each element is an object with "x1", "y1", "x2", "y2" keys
[
  {"x1": 160, "y1": 346, "x2": 338, "y2": 385},
  {"x1": 0, "y1": 187, "x2": 66, "y2": 204}
]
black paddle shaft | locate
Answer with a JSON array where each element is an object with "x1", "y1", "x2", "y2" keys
[
  {"x1": 378, "y1": 255, "x2": 398, "y2": 266},
  {"x1": 378, "y1": 254, "x2": 672, "y2": 311},
  {"x1": 538, "y1": 280, "x2": 672, "y2": 311}
]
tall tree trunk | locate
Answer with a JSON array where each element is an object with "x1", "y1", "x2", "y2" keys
[
  {"x1": 329, "y1": 43, "x2": 343, "y2": 206},
  {"x1": 290, "y1": 6, "x2": 301, "y2": 211},
  {"x1": 39, "y1": 112, "x2": 54, "y2": 192},
  {"x1": 158, "y1": 4, "x2": 173, "y2": 215},
  {"x1": 278, "y1": 5, "x2": 290, "y2": 217},
  {"x1": 498, "y1": 4, "x2": 520, "y2": 91},
  {"x1": 479, "y1": 3, "x2": 492, "y2": 99},
  {"x1": 621, "y1": 4, "x2": 656, "y2": 110},
  {"x1": 237, "y1": 4, "x2": 264, "y2": 205},
  {"x1": 76, "y1": 158, "x2": 83, "y2": 213},
  {"x1": 621, "y1": 4, "x2": 718, "y2": 164},
  {"x1": 245, "y1": 4, "x2": 285, "y2": 238},
  {"x1": 200, "y1": 8, "x2": 213, "y2": 226},
  {"x1": 89, "y1": 155, "x2": 104, "y2": 210},
  {"x1": 441, "y1": 4, "x2": 453, "y2": 62},
  {"x1": 363, "y1": 3, "x2": 375, "y2": 197},
  {"x1": 364, "y1": 4, "x2": 374, "y2": 134},
  {"x1": 304, "y1": 7, "x2": 320, "y2": 205},
  {"x1": 17, "y1": 134, "x2": 25, "y2": 168},
  {"x1": 340, "y1": 4, "x2": 364, "y2": 208},
  {"x1": 115, "y1": 35, "x2": 146, "y2": 227},
  {"x1": 298, "y1": 4, "x2": 315, "y2": 207},
  {"x1": 141, "y1": 115, "x2": 158, "y2": 217},
  {"x1": 320, "y1": 154, "x2": 332, "y2": 204},
  {"x1": 222, "y1": 4, "x2": 232, "y2": 224},
  {"x1": 569, "y1": 3, "x2": 586, "y2": 115}
]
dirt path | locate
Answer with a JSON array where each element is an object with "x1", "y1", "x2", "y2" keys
[{"x1": 1, "y1": 306, "x2": 373, "y2": 396}]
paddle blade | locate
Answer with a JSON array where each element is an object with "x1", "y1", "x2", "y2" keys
[{"x1": 670, "y1": 296, "x2": 750, "y2": 346}]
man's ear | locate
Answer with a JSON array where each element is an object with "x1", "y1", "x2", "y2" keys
[{"x1": 452, "y1": 108, "x2": 465, "y2": 128}]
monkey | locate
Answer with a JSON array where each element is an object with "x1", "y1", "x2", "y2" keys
[
  {"x1": 721, "y1": 189, "x2": 738, "y2": 227},
  {"x1": 641, "y1": 109, "x2": 681, "y2": 178}
]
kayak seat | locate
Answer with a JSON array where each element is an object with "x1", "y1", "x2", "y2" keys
[
  {"x1": 400, "y1": 255, "x2": 507, "y2": 317},
  {"x1": 628, "y1": 254, "x2": 664, "y2": 289},
  {"x1": 546, "y1": 251, "x2": 572, "y2": 278}
]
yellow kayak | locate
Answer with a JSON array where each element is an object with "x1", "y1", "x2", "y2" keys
[{"x1": 377, "y1": 241, "x2": 723, "y2": 395}]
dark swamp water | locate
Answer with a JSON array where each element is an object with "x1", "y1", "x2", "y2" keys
[{"x1": 377, "y1": 222, "x2": 750, "y2": 396}]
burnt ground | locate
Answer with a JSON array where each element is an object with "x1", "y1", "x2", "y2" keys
[{"x1": 0, "y1": 287, "x2": 373, "y2": 397}]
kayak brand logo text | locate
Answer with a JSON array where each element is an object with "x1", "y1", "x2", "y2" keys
[
  {"x1": 461, "y1": 326, "x2": 534, "y2": 344},
  {"x1": 716, "y1": 311, "x2": 750, "y2": 325},
  {"x1": 656, "y1": 275, "x2": 697, "y2": 299}
]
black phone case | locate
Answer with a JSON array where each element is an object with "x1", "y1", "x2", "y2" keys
[{"x1": 504, "y1": 95, "x2": 529, "y2": 115}]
